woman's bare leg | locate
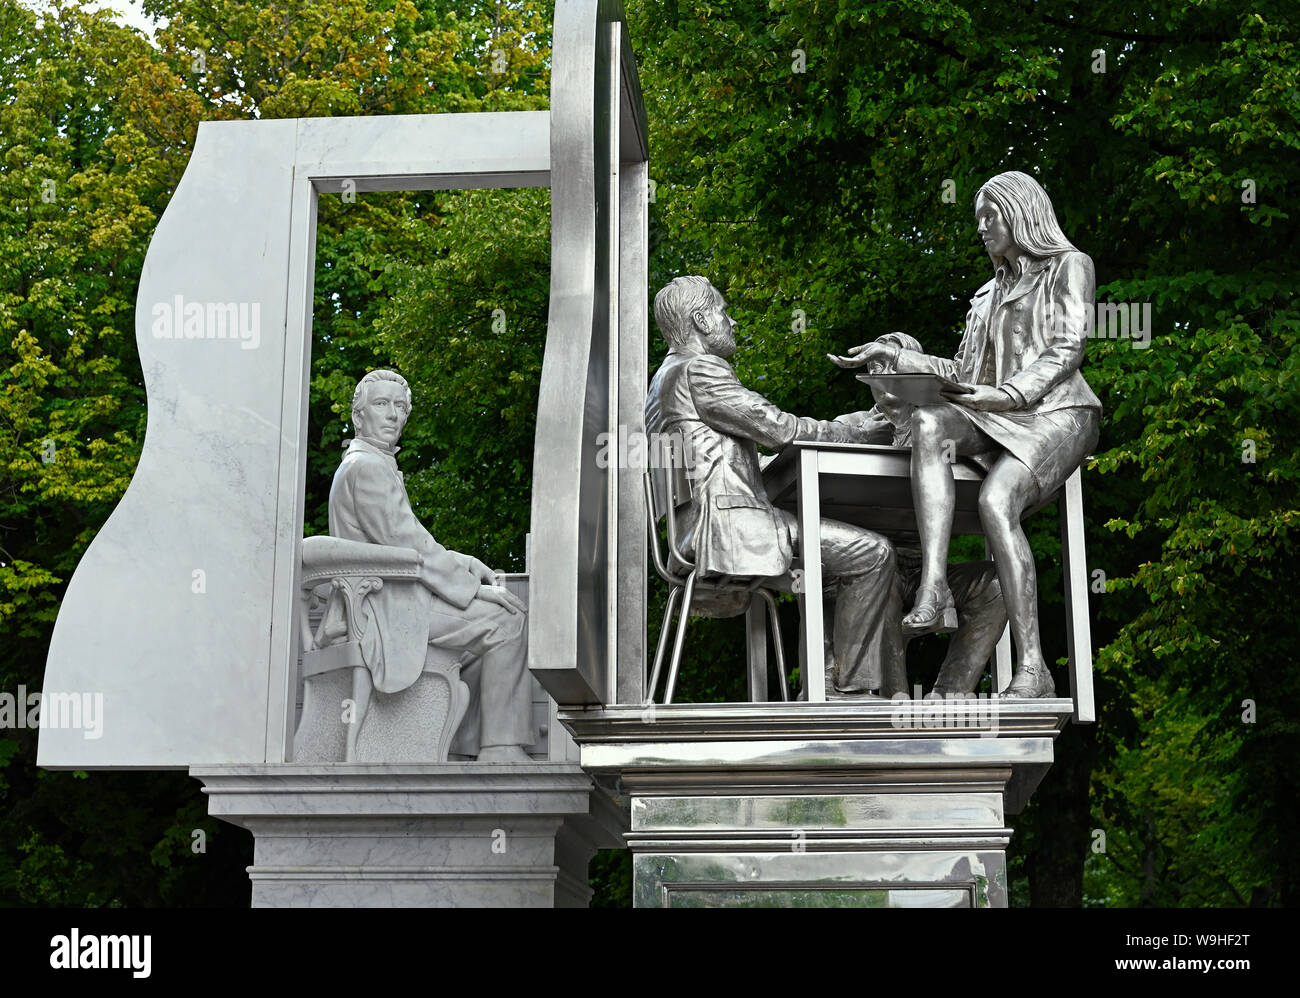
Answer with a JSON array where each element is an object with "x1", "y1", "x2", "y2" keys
[
  {"x1": 906, "y1": 405, "x2": 990, "y2": 629},
  {"x1": 978, "y1": 454, "x2": 1053, "y2": 695}
]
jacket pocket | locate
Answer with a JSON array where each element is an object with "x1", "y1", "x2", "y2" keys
[{"x1": 715, "y1": 494, "x2": 768, "y2": 510}]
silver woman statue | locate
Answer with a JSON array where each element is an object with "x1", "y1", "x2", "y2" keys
[{"x1": 833, "y1": 171, "x2": 1102, "y2": 697}]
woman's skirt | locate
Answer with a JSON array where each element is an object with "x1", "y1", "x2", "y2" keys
[{"x1": 954, "y1": 404, "x2": 1100, "y2": 504}]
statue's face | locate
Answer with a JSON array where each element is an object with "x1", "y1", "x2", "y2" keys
[
  {"x1": 694, "y1": 288, "x2": 737, "y2": 358},
  {"x1": 353, "y1": 379, "x2": 410, "y2": 446},
  {"x1": 975, "y1": 192, "x2": 1015, "y2": 261}
]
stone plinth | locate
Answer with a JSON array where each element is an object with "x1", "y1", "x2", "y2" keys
[
  {"x1": 561, "y1": 698, "x2": 1074, "y2": 908},
  {"x1": 192, "y1": 763, "x2": 626, "y2": 907}
]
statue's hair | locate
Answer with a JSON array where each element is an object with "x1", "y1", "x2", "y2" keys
[
  {"x1": 351, "y1": 369, "x2": 411, "y2": 415},
  {"x1": 653, "y1": 275, "x2": 719, "y2": 347},
  {"x1": 876, "y1": 331, "x2": 923, "y2": 355},
  {"x1": 976, "y1": 171, "x2": 1077, "y2": 262}
]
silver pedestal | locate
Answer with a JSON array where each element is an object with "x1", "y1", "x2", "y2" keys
[{"x1": 563, "y1": 699, "x2": 1074, "y2": 908}]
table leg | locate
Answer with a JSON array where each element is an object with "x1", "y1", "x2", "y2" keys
[
  {"x1": 797, "y1": 448, "x2": 825, "y2": 702},
  {"x1": 1061, "y1": 467, "x2": 1095, "y2": 722}
]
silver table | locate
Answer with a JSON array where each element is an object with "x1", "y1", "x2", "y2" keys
[{"x1": 762, "y1": 441, "x2": 1094, "y2": 720}]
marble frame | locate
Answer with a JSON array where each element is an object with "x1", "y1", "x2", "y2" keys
[{"x1": 40, "y1": 112, "x2": 551, "y2": 767}]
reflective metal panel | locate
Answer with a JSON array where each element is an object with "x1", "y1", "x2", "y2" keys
[{"x1": 530, "y1": 0, "x2": 649, "y2": 706}]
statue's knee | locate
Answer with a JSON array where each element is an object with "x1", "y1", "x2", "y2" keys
[
  {"x1": 859, "y1": 532, "x2": 895, "y2": 574},
  {"x1": 912, "y1": 405, "x2": 944, "y2": 441},
  {"x1": 978, "y1": 486, "x2": 1017, "y2": 532}
]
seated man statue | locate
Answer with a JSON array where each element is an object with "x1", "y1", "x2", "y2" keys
[
  {"x1": 645, "y1": 275, "x2": 902, "y2": 697},
  {"x1": 838, "y1": 333, "x2": 1008, "y2": 699},
  {"x1": 328, "y1": 369, "x2": 534, "y2": 762}
]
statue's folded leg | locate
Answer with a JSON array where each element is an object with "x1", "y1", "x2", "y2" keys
[{"x1": 427, "y1": 596, "x2": 534, "y2": 756}]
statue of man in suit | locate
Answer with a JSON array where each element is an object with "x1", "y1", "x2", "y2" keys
[
  {"x1": 328, "y1": 369, "x2": 534, "y2": 762},
  {"x1": 645, "y1": 276, "x2": 903, "y2": 696}
]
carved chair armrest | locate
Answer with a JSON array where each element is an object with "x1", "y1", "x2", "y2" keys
[
  {"x1": 300, "y1": 535, "x2": 424, "y2": 589},
  {"x1": 299, "y1": 535, "x2": 431, "y2": 657}
]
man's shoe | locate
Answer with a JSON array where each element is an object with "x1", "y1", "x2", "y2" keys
[
  {"x1": 999, "y1": 665, "x2": 1055, "y2": 698},
  {"x1": 830, "y1": 686, "x2": 893, "y2": 702}
]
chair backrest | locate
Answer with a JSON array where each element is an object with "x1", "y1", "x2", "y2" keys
[{"x1": 644, "y1": 462, "x2": 694, "y2": 581}]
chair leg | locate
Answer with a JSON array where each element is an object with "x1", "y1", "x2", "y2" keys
[
  {"x1": 664, "y1": 571, "x2": 697, "y2": 705},
  {"x1": 759, "y1": 589, "x2": 791, "y2": 702},
  {"x1": 647, "y1": 585, "x2": 683, "y2": 704},
  {"x1": 344, "y1": 665, "x2": 373, "y2": 762}
]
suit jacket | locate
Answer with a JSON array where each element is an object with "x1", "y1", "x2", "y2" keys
[
  {"x1": 909, "y1": 250, "x2": 1102, "y2": 414},
  {"x1": 329, "y1": 437, "x2": 481, "y2": 610},
  {"x1": 645, "y1": 350, "x2": 861, "y2": 578}
]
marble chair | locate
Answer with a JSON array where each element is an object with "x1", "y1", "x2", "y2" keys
[{"x1": 292, "y1": 535, "x2": 470, "y2": 763}]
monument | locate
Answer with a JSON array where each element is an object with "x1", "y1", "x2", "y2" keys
[
  {"x1": 38, "y1": 0, "x2": 1097, "y2": 908},
  {"x1": 644, "y1": 275, "x2": 903, "y2": 700},
  {"x1": 832, "y1": 170, "x2": 1102, "y2": 699}
]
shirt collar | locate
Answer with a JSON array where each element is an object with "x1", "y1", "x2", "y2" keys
[
  {"x1": 347, "y1": 436, "x2": 401, "y2": 459},
  {"x1": 996, "y1": 255, "x2": 1050, "y2": 282}
]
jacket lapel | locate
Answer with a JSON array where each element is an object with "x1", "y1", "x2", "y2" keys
[
  {"x1": 963, "y1": 283, "x2": 995, "y2": 380},
  {"x1": 998, "y1": 256, "x2": 1051, "y2": 307}
]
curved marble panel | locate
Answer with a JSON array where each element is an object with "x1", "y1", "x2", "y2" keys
[
  {"x1": 530, "y1": 0, "x2": 648, "y2": 706},
  {"x1": 40, "y1": 120, "x2": 299, "y2": 768}
]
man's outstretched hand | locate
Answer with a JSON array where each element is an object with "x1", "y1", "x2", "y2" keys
[
  {"x1": 827, "y1": 341, "x2": 894, "y2": 369},
  {"x1": 477, "y1": 585, "x2": 527, "y2": 615}
]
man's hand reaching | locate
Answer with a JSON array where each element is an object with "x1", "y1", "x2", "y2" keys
[{"x1": 827, "y1": 340, "x2": 897, "y2": 370}]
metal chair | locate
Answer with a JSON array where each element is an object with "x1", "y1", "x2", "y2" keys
[{"x1": 643, "y1": 465, "x2": 792, "y2": 705}]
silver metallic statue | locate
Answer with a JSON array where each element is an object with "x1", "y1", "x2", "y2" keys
[
  {"x1": 833, "y1": 171, "x2": 1102, "y2": 697},
  {"x1": 329, "y1": 369, "x2": 535, "y2": 760},
  {"x1": 646, "y1": 277, "x2": 901, "y2": 697}
]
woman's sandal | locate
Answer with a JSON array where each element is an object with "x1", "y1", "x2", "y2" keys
[{"x1": 902, "y1": 584, "x2": 958, "y2": 637}]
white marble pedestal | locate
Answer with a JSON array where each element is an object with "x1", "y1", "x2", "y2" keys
[
  {"x1": 191, "y1": 764, "x2": 626, "y2": 907},
  {"x1": 562, "y1": 699, "x2": 1075, "y2": 908}
]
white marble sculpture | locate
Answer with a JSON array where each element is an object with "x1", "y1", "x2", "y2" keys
[{"x1": 294, "y1": 370, "x2": 535, "y2": 763}]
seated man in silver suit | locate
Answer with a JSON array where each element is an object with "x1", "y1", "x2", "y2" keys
[{"x1": 645, "y1": 275, "x2": 902, "y2": 697}]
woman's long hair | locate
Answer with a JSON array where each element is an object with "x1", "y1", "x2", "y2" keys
[{"x1": 976, "y1": 171, "x2": 1076, "y2": 264}]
